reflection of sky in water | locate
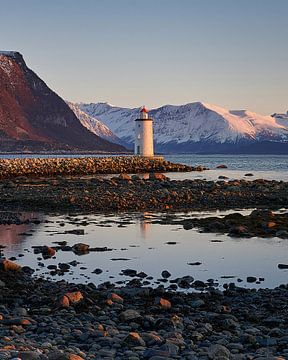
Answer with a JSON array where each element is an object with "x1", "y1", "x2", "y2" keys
[{"x1": 0, "y1": 210, "x2": 287, "y2": 290}]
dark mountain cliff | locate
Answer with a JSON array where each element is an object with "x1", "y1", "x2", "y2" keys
[{"x1": 0, "y1": 51, "x2": 126, "y2": 152}]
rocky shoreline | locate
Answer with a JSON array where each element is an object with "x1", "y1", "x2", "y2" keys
[
  {"x1": 0, "y1": 157, "x2": 195, "y2": 179},
  {"x1": 0, "y1": 175, "x2": 287, "y2": 213},
  {"x1": 0, "y1": 263, "x2": 287, "y2": 360},
  {"x1": 149, "y1": 209, "x2": 288, "y2": 239}
]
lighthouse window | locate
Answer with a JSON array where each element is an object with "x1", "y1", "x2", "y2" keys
[{"x1": 138, "y1": 124, "x2": 140, "y2": 128}]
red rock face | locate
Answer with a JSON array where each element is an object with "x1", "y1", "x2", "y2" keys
[
  {"x1": 0, "y1": 55, "x2": 48, "y2": 142},
  {"x1": 0, "y1": 52, "x2": 125, "y2": 152}
]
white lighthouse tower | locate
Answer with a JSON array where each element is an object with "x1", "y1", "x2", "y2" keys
[{"x1": 134, "y1": 106, "x2": 154, "y2": 157}]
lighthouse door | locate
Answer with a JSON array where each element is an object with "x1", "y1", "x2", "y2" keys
[{"x1": 137, "y1": 145, "x2": 140, "y2": 155}]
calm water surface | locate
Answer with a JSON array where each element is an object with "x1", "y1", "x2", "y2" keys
[
  {"x1": 0, "y1": 210, "x2": 287, "y2": 290},
  {"x1": 165, "y1": 154, "x2": 288, "y2": 181}
]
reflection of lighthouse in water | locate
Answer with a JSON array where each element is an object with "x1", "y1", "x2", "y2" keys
[{"x1": 139, "y1": 212, "x2": 153, "y2": 239}]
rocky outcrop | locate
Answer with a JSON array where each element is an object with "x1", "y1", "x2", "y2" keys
[{"x1": 0, "y1": 51, "x2": 126, "y2": 152}]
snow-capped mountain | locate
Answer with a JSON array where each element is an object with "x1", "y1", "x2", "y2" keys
[
  {"x1": 78, "y1": 102, "x2": 288, "y2": 153},
  {"x1": 66, "y1": 102, "x2": 122, "y2": 145}
]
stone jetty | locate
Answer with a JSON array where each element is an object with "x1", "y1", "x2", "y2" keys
[
  {"x1": 0, "y1": 157, "x2": 196, "y2": 179},
  {"x1": 0, "y1": 265, "x2": 287, "y2": 359}
]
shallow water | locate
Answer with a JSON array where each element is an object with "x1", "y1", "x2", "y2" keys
[
  {"x1": 165, "y1": 154, "x2": 288, "y2": 182},
  {"x1": 0, "y1": 209, "x2": 287, "y2": 290},
  {"x1": 166, "y1": 154, "x2": 288, "y2": 171}
]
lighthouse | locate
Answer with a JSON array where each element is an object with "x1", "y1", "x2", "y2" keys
[{"x1": 134, "y1": 106, "x2": 154, "y2": 157}]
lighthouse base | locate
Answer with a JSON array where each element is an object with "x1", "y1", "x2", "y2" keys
[{"x1": 134, "y1": 155, "x2": 164, "y2": 160}]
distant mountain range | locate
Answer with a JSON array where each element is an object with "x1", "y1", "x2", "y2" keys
[
  {"x1": 76, "y1": 102, "x2": 288, "y2": 154},
  {"x1": 0, "y1": 51, "x2": 125, "y2": 152}
]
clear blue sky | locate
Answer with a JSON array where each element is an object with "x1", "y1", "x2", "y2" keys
[{"x1": 0, "y1": 0, "x2": 287, "y2": 114}]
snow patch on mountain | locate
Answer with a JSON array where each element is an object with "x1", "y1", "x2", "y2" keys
[{"x1": 67, "y1": 102, "x2": 122, "y2": 145}]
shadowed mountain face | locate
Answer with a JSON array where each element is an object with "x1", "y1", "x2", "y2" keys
[{"x1": 0, "y1": 51, "x2": 126, "y2": 152}]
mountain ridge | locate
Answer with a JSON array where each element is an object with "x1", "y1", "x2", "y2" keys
[{"x1": 78, "y1": 101, "x2": 288, "y2": 153}]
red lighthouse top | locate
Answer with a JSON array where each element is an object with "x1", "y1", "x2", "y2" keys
[{"x1": 140, "y1": 106, "x2": 148, "y2": 113}]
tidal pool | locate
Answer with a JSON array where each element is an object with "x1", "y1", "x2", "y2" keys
[{"x1": 0, "y1": 209, "x2": 287, "y2": 290}]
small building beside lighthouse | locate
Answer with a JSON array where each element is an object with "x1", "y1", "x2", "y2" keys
[{"x1": 134, "y1": 106, "x2": 154, "y2": 157}]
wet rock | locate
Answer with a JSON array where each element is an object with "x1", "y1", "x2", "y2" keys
[
  {"x1": 64, "y1": 229, "x2": 85, "y2": 235},
  {"x1": 109, "y1": 293, "x2": 124, "y2": 304},
  {"x1": 228, "y1": 225, "x2": 250, "y2": 237},
  {"x1": 278, "y1": 264, "x2": 288, "y2": 269},
  {"x1": 122, "y1": 269, "x2": 138, "y2": 277},
  {"x1": 161, "y1": 270, "x2": 171, "y2": 279},
  {"x1": 41, "y1": 246, "x2": 56, "y2": 259},
  {"x1": 208, "y1": 344, "x2": 231, "y2": 359},
  {"x1": 59, "y1": 291, "x2": 83, "y2": 307},
  {"x1": 149, "y1": 173, "x2": 169, "y2": 181},
  {"x1": 155, "y1": 297, "x2": 172, "y2": 310},
  {"x1": 58, "y1": 263, "x2": 70, "y2": 272},
  {"x1": 176, "y1": 276, "x2": 194, "y2": 289},
  {"x1": 92, "y1": 268, "x2": 103, "y2": 274},
  {"x1": 192, "y1": 280, "x2": 206, "y2": 288},
  {"x1": 72, "y1": 243, "x2": 89, "y2": 254},
  {"x1": 216, "y1": 164, "x2": 228, "y2": 169},
  {"x1": 0, "y1": 260, "x2": 21, "y2": 271},
  {"x1": 187, "y1": 262, "x2": 202, "y2": 266},
  {"x1": 123, "y1": 332, "x2": 146, "y2": 347},
  {"x1": 69, "y1": 260, "x2": 79, "y2": 267},
  {"x1": 118, "y1": 173, "x2": 131, "y2": 181},
  {"x1": 120, "y1": 309, "x2": 141, "y2": 322}
]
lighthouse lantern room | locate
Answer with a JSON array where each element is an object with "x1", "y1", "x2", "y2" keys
[{"x1": 134, "y1": 106, "x2": 154, "y2": 157}]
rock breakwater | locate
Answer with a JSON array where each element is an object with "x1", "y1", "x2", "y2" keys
[
  {"x1": 0, "y1": 265, "x2": 287, "y2": 359},
  {"x1": 0, "y1": 157, "x2": 194, "y2": 179}
]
